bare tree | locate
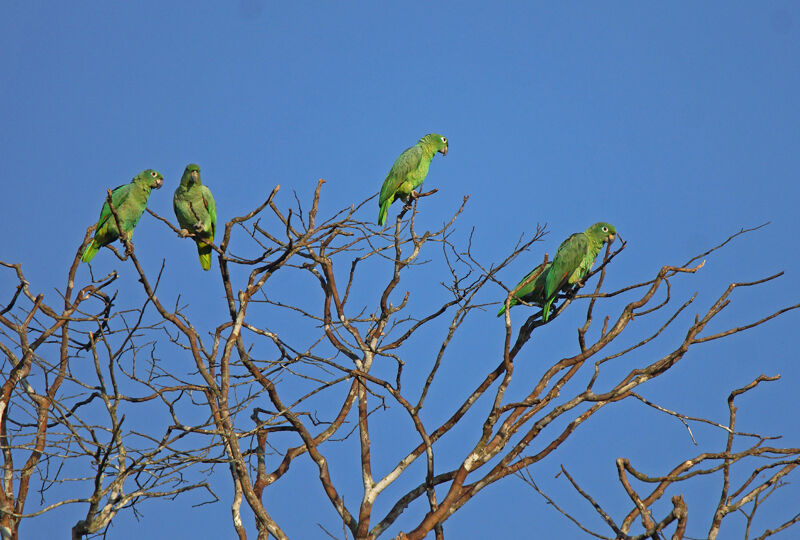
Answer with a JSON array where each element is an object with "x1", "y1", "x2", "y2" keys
[
  {"x1": 1, "y1": 183, "x2": 798, "y2": 539},
  {"x1": 0, "y1": 232, "x2": 214, "y2": 540}
]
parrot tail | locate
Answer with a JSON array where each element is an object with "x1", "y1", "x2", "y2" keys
[
  {"x1": 497, "y1": 299, "x2": 516, "y2": 317},
  {"x1": 196, "y1": 240, "x2": 212, "y2": 271},
  {"x1": 377, "y1": 197, "x2": 392, "y2": 226},
  {"x1": 541, "y1": 298, "x2": 553, "y2": 323},
  {"x1": 81, "y1": 240, "x2": 100, "y2": 263}
]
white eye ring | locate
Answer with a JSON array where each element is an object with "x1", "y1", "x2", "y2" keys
[
  {"x1": 150, "y1": 171, "x2": 158, "y2": 177},
  {"x1": 602, "y1": 226, "x2": 608, "y2": 232},
  {"x1": 442, "y1": 137, "x2": 447, "y2": 142}
]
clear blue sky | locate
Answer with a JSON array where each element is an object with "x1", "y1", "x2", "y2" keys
[{"x1": 2, "y1": 2, "x2": 799, "y2": 538}]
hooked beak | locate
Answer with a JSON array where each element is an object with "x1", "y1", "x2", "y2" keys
[
  {"x1": 607, "y1": 233, "x2": 615, "y2": 243},
  {"x1": 153, "y1": 177, "x2": 163, "y2": 189},
  {"x1": 190, "y1": 171, "x2": 199, "y2": 184},
  {"x1": 439, "y1": 144, "x2": 448, "y2": 156}
]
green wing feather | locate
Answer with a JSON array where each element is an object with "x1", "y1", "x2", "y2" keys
[
  {"x1": 196, "y1": 185, "x2": 217, "y2": 271},
  {"x1": 380, "y1": 145, "x2": 424, "y2": 202},
  {"x1": 81, "y1": 184, "x2": 132, "y2": 263},
  {"x1": 201, "y1": 185, "x2": 217, "y2": 239},
  {"x1": 542, "y1": 233, "x2": 588, "y2": 322},
  {"x1": 96, "y1": 184, "x2": 131, "y2": 233},
  {"x1": 497, "y1": 262, "x2": 550, "y2": 316},
  {"x1": 378, "y1": 145, "x2": 424, "y2": 226}
]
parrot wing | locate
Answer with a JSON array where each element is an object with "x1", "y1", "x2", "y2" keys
[{"x1": 379, "y1": 144, "x2": 424, "y2": 205}]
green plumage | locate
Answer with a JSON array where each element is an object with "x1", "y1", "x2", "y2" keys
[
  {"x1": 497, "y1": 262, "x2": 551, "y2": 317},
  {"x1": 541, "y1": 222, "x2": 617, "y2": 322},
  {"x1": 81, "y1": 169, "x2": 164, "y2": 263},
  {"x1": 173, "y1": 164, "x2": 217, "y2": 271},
  {"x1": 378, "y1": 133, "x2": 448, "y2": 226}
]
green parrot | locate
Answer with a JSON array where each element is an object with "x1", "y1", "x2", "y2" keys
[
  {"x1": 81, "y1": 169, "x2": 164, "y2": 263},
  {"x1": 497, "y1": 262, "x2": 551, "y2": 317},
  {"x1": 173, "y1": 164, "x2": 217, "y2": 271},
  {"x1": 541, "y1": 222, "x2": 617, "y2": 322},
  {"x1": 378, "y1": 133, "x2": 448, "y2": 226}
]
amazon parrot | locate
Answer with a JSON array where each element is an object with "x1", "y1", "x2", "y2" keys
[
  {"x1": 81, "y1": 169, "x2": 164, "y2": 263},
  {"x1": 173, "y1": 164, "x2": 217, "y2": 270},
  {"x1": 378, "y1": 133, "x2": 448, "y2": 226},
  {"x1": 497, "y1": 262, "x2": 551, "y2": 317},
  {"x1": 541, "y1": 222, "x2": 617, "y2": 322}
]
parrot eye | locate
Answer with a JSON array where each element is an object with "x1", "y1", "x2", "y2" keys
[
  {"x1": 441, "y1": 137, "x2": 447, "y2": 143},
  {"x1": 150, "y1": 171, "x2": 157, "y2": 177},
  {"x1": 602, "y1": 226, "x2": 608, "y2": 233}
]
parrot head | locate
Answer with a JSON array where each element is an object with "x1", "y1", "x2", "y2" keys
[
  {"x1": 586, "y1": 222, "x2": 616, "y2": 244},
  {"x1": 181, "y1": 163, "x2": 202, "y2": 186},
  {"x1": 423, "y1": 133, "x2": 448, "y2": 156},
  {"x1": 137, "y1": 169, "x2": 164, "y2": 189}
]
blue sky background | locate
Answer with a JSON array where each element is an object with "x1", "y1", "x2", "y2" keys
[{"x1": 2, "y1": 2, "x2": 799, "y2": 539}]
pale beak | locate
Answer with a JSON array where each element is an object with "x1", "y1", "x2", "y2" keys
[
  {"x1": 439, "y1": 144, "x2": 448, "y2": 156},
  {"x1": 607, "y1": 234, "x2": 615, "y2": 243}
]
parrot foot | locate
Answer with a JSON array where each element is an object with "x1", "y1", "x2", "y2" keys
[
  {"x1": 409, "y1": 190, "x2": 419, "y2": 201},
  {"x1": 179, "y1": 229, "x2": 191, "y2": 238},
  {"x1": 193, "y1": 222, "x2": 204, "y2": 233},
  {"x1": 118, "y1": 232, "x2": 133, "y2": 255}
]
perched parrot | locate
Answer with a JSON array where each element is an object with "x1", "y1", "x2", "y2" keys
[
  {"x1": 541, "y1": 222, "x2": 617, "y2": 322},
  {"x1": 173, "y1": 164, "x2": 217, "y2": 271},
  {"x1": 497, "y1": 262, "x2": 551, "y2": 317},
  {"x1": 81, "y1": 169, "x2": 164, "y2": 263},
  {"x1": 377, "y1": 133, "x2": 448, "y2": 226}
]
